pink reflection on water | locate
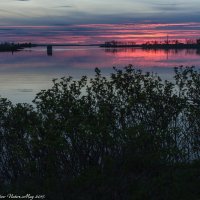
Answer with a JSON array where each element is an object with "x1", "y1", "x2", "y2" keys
[
  {"x1": 0, "y1": 47, "x2": 200, "y2": 103},
  {"x1": 102, "y1": 48, "x2": 200, "y2": 68},
  {"x1": 49, "y1": 47, "x2": 200, "y2": 69},
  {"x1": 0, "y1": 47, "x2": 200, "y2": 72}
]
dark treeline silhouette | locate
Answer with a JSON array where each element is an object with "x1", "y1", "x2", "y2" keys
[
  {"x1": 142, "y1": 39, "x2": 200, "y2": 50},
  {"x1": 0, "y1": 42, "x2": 36, "y2": 52},
  {"x1": 0, "y1": 66, "x2": 200, "y2": 199},
  {"x1": 101, "y1": 38, "x2": 200, "y2": 50},
  {"x1": 101, "y1": 40, "x2": 139, "y2": 47},
  {"x1": 101, "y1": 40, "x2": 138, "y2": 47}
]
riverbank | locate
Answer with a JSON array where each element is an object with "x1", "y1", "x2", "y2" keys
[
  {"x1": 2, "y1": 42, "x2": 200, "y2": 50},
  {"x1": 100, "y1": 43, "x2": 200, "y2": 49}
]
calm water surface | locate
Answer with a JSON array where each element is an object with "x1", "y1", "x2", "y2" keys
[{"x1": 0, "y1": 46, "x2": 200, "y2": 103}]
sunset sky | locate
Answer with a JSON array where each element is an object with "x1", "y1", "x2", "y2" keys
[{"x1": 1, "y1": 0, "x2": 200, "y2": 44}]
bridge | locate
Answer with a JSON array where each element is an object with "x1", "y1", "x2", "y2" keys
[{"x1": 34, "y1": 44, "x2": 100, "y2": 56}]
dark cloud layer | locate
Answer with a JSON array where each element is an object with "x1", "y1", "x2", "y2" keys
[
  {"x1": 0, "y1": 0, "x2": 199, "y2": 26},
  {"x1": 0, "y1": 0, "x2": 200, "y2": 43},
  {"x1": 1, "y1": 22, "x2": 200, "y2": 44}
]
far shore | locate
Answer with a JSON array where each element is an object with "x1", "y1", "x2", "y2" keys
[{"x1": 2, "y1": 42, "x2": 200, "y2": 52}]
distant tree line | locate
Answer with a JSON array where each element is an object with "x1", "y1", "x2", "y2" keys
[
  {"x1": 142, "y1": 38, "x2": 200, "y2": 49},
  {"x1": 0, "y1": 42, "x2": 35, "y2": 52},
  {"x1": 102, "y1": 40, "x2": 137, "y2": 47},
  {"x1": 144, "y1": 38, "x2": 200, "y2": 45},
  {"x1": 0, "y1": 66, "x2": 200, "y2": 199},
  {"x1": 101, "y1": 38, "x2": 200, "y2": 48}
]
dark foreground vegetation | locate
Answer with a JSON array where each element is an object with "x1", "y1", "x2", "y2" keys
[{"x1": 1, "y1": 66, "x2": 200, "y2": 199}]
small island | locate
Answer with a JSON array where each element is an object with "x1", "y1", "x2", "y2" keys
[{"x1": 0, "y1": 42, "x2": 36, "y2": 52}]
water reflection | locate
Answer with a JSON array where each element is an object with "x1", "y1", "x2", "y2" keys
[
  {"x1": 104, "y1": 47, "x2": 200, "y2": 56},
  {"x1": 0, "y1": 46, "x2": 200, "y2": 103},
  {"x1": 47, "y1": 45, "x2": 53, "y2": 56}
]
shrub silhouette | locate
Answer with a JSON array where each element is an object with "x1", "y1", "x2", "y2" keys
[{"x1": 0, "y1": 65, "x2": 200, "y2": 199}]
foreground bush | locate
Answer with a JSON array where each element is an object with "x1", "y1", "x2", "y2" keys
[{"x1": 0, "y1": 65, "x2": 200, "y2": 199}]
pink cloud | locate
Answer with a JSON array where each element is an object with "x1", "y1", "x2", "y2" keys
[{"x1": 1, "y1": 22, "x2": 200, "y2": 44}]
